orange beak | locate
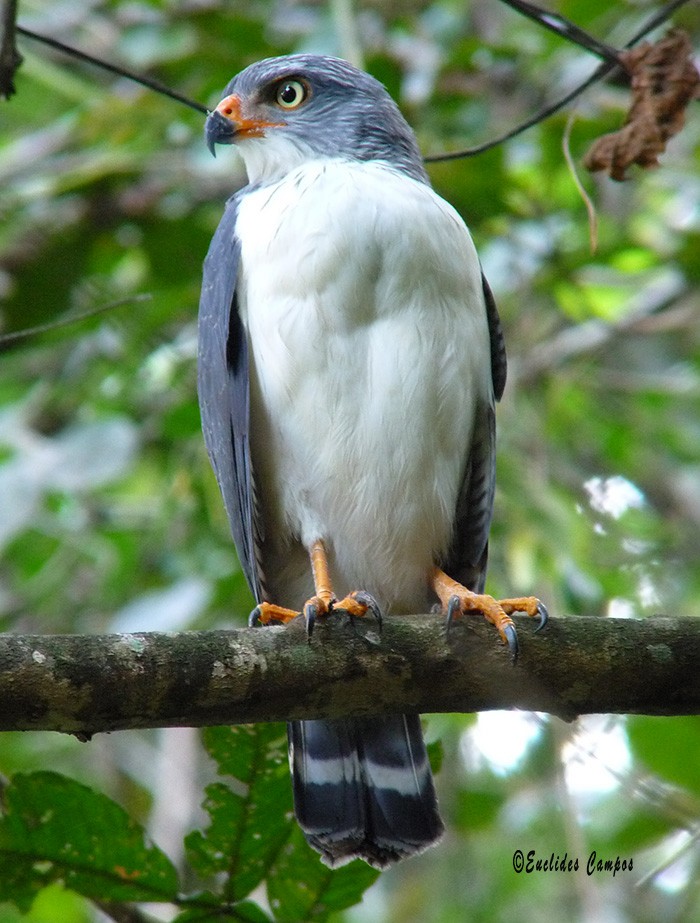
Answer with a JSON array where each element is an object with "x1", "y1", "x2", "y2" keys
[{"x1": 205, "y1": 94, "x2": 284, "y2": 155}]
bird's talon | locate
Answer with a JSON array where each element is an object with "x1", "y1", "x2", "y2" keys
[
  {"x1": 535, "y1": 601, "x2": 549, "y2": 632},
  {"x1": 249, "y1": 606, "x2": 262, "y2": 627},
  {"x1": 502, "y1": 622, "x2": 519, "y2": 661},
  {"x1": 445, "y1": 595, "x2": 461, "y2": 634},
  {"x1": 304, "y1": 602, "x2": 318, "y2": 638},
  {"x1": 352, "y1": 590, "x2": 383, "y2": 629}
]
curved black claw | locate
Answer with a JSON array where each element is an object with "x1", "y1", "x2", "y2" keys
[
  {"x1": 535, "y1": 601, "x2": 549, "y2": 632},
  {"x1": 248, "y1": 606, "x2": 262, "y2": 627},
  {"x1": 352, "y1": 591, "x2": 383, "y2": 631},
  {"x1": 503, "y1": 622, "x2": 519, "y2": 662},
  {"x1": 304, "y1": 602, "x2": 318, "y2": 640},
  {"x1": 445, "y1": 595, "x2": 461, "y2": 635}
]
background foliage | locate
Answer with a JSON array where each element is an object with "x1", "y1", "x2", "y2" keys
[{"x1": 0, "y1": 0, "x2": 699, "y2": 920}]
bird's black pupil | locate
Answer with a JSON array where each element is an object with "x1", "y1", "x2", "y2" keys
[{"x1": 280, "y1": 83, "x2": 299, "y2": 103}]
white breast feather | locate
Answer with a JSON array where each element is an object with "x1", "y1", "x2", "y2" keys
[{"x1": 235, "y1": 160, "x2": 492, "y2": 613}]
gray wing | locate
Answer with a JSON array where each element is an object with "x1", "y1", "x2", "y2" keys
[
  {"x1": 197, "y1": 192, "x2": 262, "y2": 603},
  {"x1": 442, "y1": 273, "x2": 507, "y2": 592},
  {"x1": 484, "y1": 272, "x2": 507, "y2": 403}
]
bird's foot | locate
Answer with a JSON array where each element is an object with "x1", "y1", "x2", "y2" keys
[
  {"x1": 334, "y1": 590, "x2": 382, "y2": 627},
  {"x1": 249, "y1": 602, "x2": 300, "y2": 627},
  {"x1": 301, "y1": 538, "x2": 381, "y2": 636},
  {"x1": 305, "y1": 590, "x2": 381, "y2": 636},
  {"x1": 249, "y1": 590, "x2": 381, "y2": 638},
  {"x1": 431, "y1": 567, "x2": 547, "y2": 661}
]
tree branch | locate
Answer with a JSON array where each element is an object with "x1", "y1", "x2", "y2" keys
[
  {"x1": 1, "y1": 614, "x2": 698, "y2": 735},
  {"x1": 0, "y1": 0, "x2": 22, "y2": 98}
]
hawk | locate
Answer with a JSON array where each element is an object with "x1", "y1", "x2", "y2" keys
[{"x1": 199, "y1": 54, "x2": 546, "y2": 869}]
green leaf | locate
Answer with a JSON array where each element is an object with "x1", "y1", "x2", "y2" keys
[
  {"x1": 0, "y1": 882, "x2": 91, "y2": 922},
  {"x1": 453, "y1": 789, "x2": 505, "y2": 833},
  {"x1": 267, "y1": 828, "x2": 379, "y2": 923},
  {"x1": 606, "y1": 810, "x2": 674, "y2": 855},
  {"x1": 426, "y1": 738, "x2": 444, "y2": 774},
  {"x1": 185, "y1": 725, "x2": 379, "y2": 921},
  {"x1": 0, "y1": 772, "x2": 179, "y2": 912},
  {"x1": 627, "y1": 717, "x2": 700, "y2": 796},
  {"x1": 175, "y1": 897, "x2": 272, "y2": 923},
  {"x1": 185, "y1": 725, "x2": 294, "y2": 902}
]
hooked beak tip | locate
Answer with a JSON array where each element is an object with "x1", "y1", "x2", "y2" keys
[
  {"x1": 205, "y1": 108, "x2": 236, "y2": 157},
  {"x1": 206, "y1": 125, "x2": 217, "y2": 158}
]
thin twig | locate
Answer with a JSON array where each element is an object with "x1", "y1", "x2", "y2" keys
[
  {"x1": 498, "y1": 0, "x2": 622, "y2": 65},
  {"x1": 16, "y1": 25, "x2": 209, "y2": 115},
  {"x1": 330, "y1": 0, "x2": 364, "y2": 70},
  {"x1": 562, "y1": 110, "x2": 598, "y2": 252},
  {"x1": 512, "y1": 278, "x2": 690, "y2": 387},
  {"x1": 0, "y1": 293, "x2": 152, "y2": 347},
  {"x1": 635, "y1": 825, "x2": 700, "y2": 889},
  {"x1": 425, "y1": 0, "x2": 694, "y2": 162}
]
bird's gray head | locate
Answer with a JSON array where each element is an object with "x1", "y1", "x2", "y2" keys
[{"x1": 205, "y1": 54, "x2": 428, "y2": 185}]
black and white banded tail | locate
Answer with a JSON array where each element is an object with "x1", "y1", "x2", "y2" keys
[{"x1": 288, "y1": 715, "x2": 443, "y2": 869}]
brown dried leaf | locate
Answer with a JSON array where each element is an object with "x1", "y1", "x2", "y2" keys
[{"x1": 584, "y1": 29, "x2": 699, "y2": 182}]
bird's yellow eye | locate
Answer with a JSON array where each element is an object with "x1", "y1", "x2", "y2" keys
[{"x1": 275, "y1": 80, "x2": 307, "y2": 109}]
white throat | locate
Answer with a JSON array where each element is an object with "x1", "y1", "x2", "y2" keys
[{"x1": 236, "y1": 131, "x2": 322, "y2": 185}]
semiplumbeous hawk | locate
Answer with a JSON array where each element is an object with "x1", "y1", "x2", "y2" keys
[{"x1": 199, "y1": 54, "x2": 546, "y2": 869}]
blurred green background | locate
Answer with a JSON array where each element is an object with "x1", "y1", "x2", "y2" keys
[{"x1": 1, "y1": 1, "x2": 699, "y2": 920}]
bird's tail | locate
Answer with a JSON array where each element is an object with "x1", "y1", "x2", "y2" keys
[{"x1": 288, "y1": 715, "x2": 443, "y2": 869}]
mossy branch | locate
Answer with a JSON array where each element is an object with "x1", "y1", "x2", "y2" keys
[{"x1": 0, "y1": 614, "x2": 697, "y2": 736}]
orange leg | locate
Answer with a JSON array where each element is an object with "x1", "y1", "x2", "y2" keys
[
  {"x1": 430, "y1": 566, "x2": 547, "y2": 659},
  {"x1": 304, "y1": 538, "x2": 335, "y2": 617},
  {"x1": 250, "y1": 540, "x2": 381, "y2": 635}
]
